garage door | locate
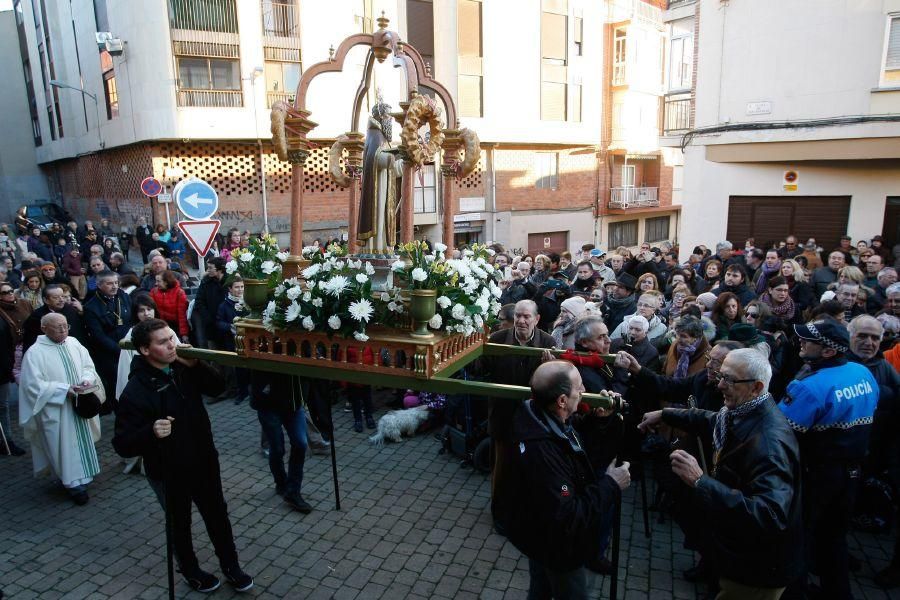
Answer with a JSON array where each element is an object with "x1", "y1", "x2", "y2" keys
[{"x1": 726, "y1": 196, "x2": 850, "y2": 251}]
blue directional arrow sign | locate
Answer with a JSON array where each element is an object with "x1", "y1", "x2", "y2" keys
[{"x1": 173, "y1": 177, "x2": 219, "y2": 221}]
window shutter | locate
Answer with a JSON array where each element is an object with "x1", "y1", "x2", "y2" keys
[
  {"x1": 458, "y1": 0, "x2": 482, "y2": 57},
  {"x1": 541, "y1": 12, "x2": 567, "y2": 61},
  {"x1": 406, "y1": 0, "x2": 434, "y2": 58},
  {"x1": 887, "y1": 17, "x2": 900, "y2": 70}
]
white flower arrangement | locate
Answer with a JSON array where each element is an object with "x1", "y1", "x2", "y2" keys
[{"x1": 225, "y1": 234, "x2": 285, "y2": 284}]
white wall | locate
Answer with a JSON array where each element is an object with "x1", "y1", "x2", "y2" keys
[
  {"x1": 0, "y1": 10, "x2": 49, "y2": 220},
  {"x1": 495, "y1": 209, "x2": 595, "y2": 257},
  {"x1": 680, "y1": 148, "x2": 900, "y2": 261}
]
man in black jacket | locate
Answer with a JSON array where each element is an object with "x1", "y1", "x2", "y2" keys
[
  {"x1": 192, "y1": 257, "x2": 227, "y2": 349},
  {"x1": 499, "y1": 360, "x2": 630, "y2": 599},
  {"x1": 113, "y1": 319, "x2": 253, "y2": 594},
  {"x1": 82, "y1": 271, "x2": 132, "y2": 411},
  {"x1": 639, "y1": 348, "x2": 803, "y2": 597}
]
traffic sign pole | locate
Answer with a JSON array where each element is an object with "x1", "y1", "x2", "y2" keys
[{"x1": 162, "y1": 185, "x2": 171, "y2": 229}]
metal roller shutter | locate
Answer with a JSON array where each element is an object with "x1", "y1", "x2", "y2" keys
[{"x1": 726, "y1": 196, "x2": 851, "y2": 251}]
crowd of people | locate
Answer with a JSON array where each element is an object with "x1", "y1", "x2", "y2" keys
[{"x1": 4, "y1": 214, "x2": 900, "y2": 598}]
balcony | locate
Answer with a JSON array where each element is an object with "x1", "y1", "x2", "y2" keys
[
  {"x1": 266, "y1": 90, "x2": 294, "y2": 108},
  {"x1": 662, "y1": 93, "x2": 692, "y2": 135},
  {"x1": 177, "y1": 89, "x2": 243, "y2": 107},
  {"x1": 262, "y1": 1, "x2": 298, "y2": 37},
  {"x1": 667, "y1": 0, "x2": 697, "y2": 8},
  {"x1": 607, "y1": 0, "x2": 663, "y2": 28},
  {"x1": 609, "y1": 187, "x2": 659, "y2": 209}
]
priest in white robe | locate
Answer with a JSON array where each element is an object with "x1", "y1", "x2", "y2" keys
[{"x1": 19, "y1": 312, "x2": 103, "y2": 505}]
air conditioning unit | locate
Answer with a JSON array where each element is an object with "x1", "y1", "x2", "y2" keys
[
  {"x1": 95, "y1": 31, "x2": 112, "y2": 49},
  {"x1": 105, "y1": 38, "x2": 125, "y2": 56}
]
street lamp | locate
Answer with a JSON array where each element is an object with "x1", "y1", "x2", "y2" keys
[{"x1": 49, "y1": 79, "x2": 104, "y2": 150}]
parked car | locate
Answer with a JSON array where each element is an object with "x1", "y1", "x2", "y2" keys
[{"x1": 15, "y1": 203, "x2": 72, "y2": 235}]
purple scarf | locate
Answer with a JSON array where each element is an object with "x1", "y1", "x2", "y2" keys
[
  {"x1": 755, "y1": 261, "x2": 782, "y2": 295},
  {"x1": 761, "y1": 292, "x2": 795, "y2": 319},
  {"x1": 674, "y1": 339, "x2": 701, "y2": 378}
]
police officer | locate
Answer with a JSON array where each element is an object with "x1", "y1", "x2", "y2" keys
[{"x1": 778, "y1": 319, "x2": 878, "y2": 599}]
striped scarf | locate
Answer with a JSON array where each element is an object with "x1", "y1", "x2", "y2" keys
[
  {"x1": 53, "y1": 341, "x2": 101, "y2": 478},
  {"x1": 713, "y1": 392, "x2": 770, "y2": 451}
]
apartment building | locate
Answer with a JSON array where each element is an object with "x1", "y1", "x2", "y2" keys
[
  {"x1": 679, "y1": 0, "x2": 900, "y2": 257},
  {"x1": 9, "y1": 0, "x2": 674, "y2": 255}
]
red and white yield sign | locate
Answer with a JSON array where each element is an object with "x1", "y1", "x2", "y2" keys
[
  {"x1": 140, "y1": 177, "x2": 162, "y2": 198},
  {"x1": 178, "y1": 220, "x2": 221, "y2": 257}
]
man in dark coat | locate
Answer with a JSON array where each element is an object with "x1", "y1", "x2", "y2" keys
[
  {"x1": 135, "y1": 217, "x2": 153, "y2": 264},
  {"x1": 639, "y1": 348, "x2": 804, "y2": 596},
  {"x1": 194, "y1": 257, "x2": 227, "y2": 348},
  {"x1": 482, "y1": 299, "x2": 556, "y2": 522},
  {"x1": 499, "y1": 360, "x2": 631, "y2": 599},
  {"x1": 82, "y1": 270, "x2": 132, "y2": 411},
  {"x1": 22, "y1": 284, "x2": 88, "y2": 352},
  {"x1": 604, "y1": 272, "x2": 637, "y2": 331},
  {"x1": 713, "y1": 264, "x2": 757, "y2": 307},
  {"x1": 113, "y1": 319, "x2": 253, "y2": 594}
]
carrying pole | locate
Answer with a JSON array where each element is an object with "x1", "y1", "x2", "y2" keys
[{"x1": 610, "y1": 487, "x2": 622, "y2": 600}]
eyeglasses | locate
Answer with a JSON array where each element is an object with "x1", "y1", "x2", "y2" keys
[
  {"x1": 713, "y1": 372, "x2": 756, "y2": 387},
  {"x1": 743, "y1": 311, "x2": 759, "y2": 318},
  {"x1": 0, "y1": 289, "x2": 13, "y2": 295}
]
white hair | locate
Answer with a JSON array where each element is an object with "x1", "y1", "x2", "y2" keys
[
  {"x1": 626, "y1": 314, "x2": 650, "y2": 332},
  {"x1": 728, "y1": 348, "x2": 772, "y2": 390},
  {"x1": 848, "y1": 314, "x2": 883, "y2": 339},
  {"x1": 888, "y1": 282, "x2": 900, "y2": 296},
  {"x1": 716, "y1": 241, "x2": 733, "y2": 253}
]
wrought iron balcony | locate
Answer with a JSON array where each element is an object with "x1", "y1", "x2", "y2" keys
[
  {"x1": 609, "y1": 187, "x2": 659, "y2": 209},
  {"x1": 662, "y1": 94, "x2": 693, "y2": 135},
  {"x1": 262, "y1": 0, "x2": 298, "y2": 38},
  {"x1": 168, "y1": 0, "x2": 238, "y2": 33}
]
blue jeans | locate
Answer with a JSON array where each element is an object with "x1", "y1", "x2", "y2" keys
[
  {"x1": 527, "y1": 559, "x2": 589, "y2": 600},
  {"x1": 257, "y1": 407, "x2": 308, "y2": 494}
]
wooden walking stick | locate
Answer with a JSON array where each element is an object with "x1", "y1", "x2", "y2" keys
[{"x1": 610, "y1": 485, "x2": 623, "y2": 600}]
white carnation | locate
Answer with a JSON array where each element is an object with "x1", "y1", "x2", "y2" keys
[
  {"x1": 276, "y1": 251, "x2": 288, "y2": 262},
  {"x1": 353, "y1": 331, "x2": 369, "y2": 342},
  {"x1": 302, "y1": 316, "x2": 315, "y2": 331},
  {"x1": 302, "y1": 263, "x2": 320, "y2": 278},
  {"x1": 302, "y1": 292, "x2": 312, "y2": 302},
  {"x1": 411, "y1": 268, "x2": 428, "y2": 282},
  {"x1": 356, "y1": 273, "x2": 368, "y2": 283},
  {"x1": 380, "y1": 292, "x2": 391, "y2": 302},
  {"x1": 263, "y1": 301, "x2": 276, "y2": 318},
  {"x1": 312, "y1": 297, "x2": 323, "y2": 307},
  {"x1": 239, "y1": 252, "x2": 253, "y2": 263},
  {"x1": 286, "y1": 287, "x2": 302, "y2": 301},
  {"x1": 451, "y1": 304, "x2": 467, "y2": 320},
  {"x1": 274, "y1": 284, "x2": 285, "y2": 297},
  {"x1": 391, "y1": 260, "x2": 406, "y2": 271},
  {"x1": 327, "y1": 315, "x2": 341, "y2": 330},
  {"x1": 475, "y1": 297, "x2": 489, "y2": 313},
  {"x1": 428, "y1": 314, "x2": 443, "y2": 329},
  {"x1": 434, "y1": 242, "x2": 447, "y2": 253},
  {"x1": 473, "y1": 314, "x2": 484, "y2": 329},
  {"x1": 365, "y1": 262, "x2": 376, "y2": 275},
  {"x1": 437, "y1": 296, "x2": 451, "y2": 309},
  {"x1": 260, "y1": 260, "x2": 277, "y2": 274},
  {"x1": 225, "y1": 260, "x2": 238, "y2": 274}
]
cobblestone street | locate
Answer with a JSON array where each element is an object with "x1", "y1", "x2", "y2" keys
[{"x1": 1, "y1": 388, "x2": 898, "y2": 599}]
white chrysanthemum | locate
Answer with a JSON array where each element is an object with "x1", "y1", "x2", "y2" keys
[
  {"x1": 239, "y1": 252, "x2": 253, "y2": 263},
  {"x1": 276, "y1": 251, "x2": 288, "y2": 262},
  {"x1": 391, "y1": 260, "x2": 406, "y2": 271},
  {"x1": 380, "y1": 291, "x2": 391, "y2": 302},
  {"x1": 312, "y1": 297, "x2": 323, "y2": 308},
  {"x1": 348, "y1": 298, "x2": 374, "y2": 322},
  {"x1": 286, "y1": 286, "x2": 302, "y2": 301},
  {"x1": 451, "y1": 303, "x2": 467, "y2": 320},
  {"x1": 285, "y1": 301, "x2": 302, "y2": 322},
  {"x1": 411, "y1": 268, "x2": 428, "y2": 282},
  {"x1": 324, "y1": 275, "x2": 349, "y2": 297},
  {"x1": 428, "y1": 314, "x2": 442, "y2": 329},
  {"x1": 355, "y1": 273, "x2": 368, "y2": 284},
  {"x1": 365, "y1": 262, "x2": 376, "y2": 275},
  {"x1": 437, "y1": 296, "x2": 451, "y2": 309},
  {"x1": 226, "y1": 260, "x2": 238, "y2": 274},
  {"x1": 302, "y1": 316, "x2": 315, "y2": 331},
  {"x1": 434, "y1": 242, "x2": 447, "y2": 253},
  {"x1": 327, "y1": 315, "x2": 341, "y2": 329},
  {"x1": 302, "y1": 263, "x2": 320, "y2": 278},
  {"x1": 353, "y1": 331, "x2": 369, "y2": 342}
]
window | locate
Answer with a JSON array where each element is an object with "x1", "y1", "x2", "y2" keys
[
  {"x1": 883, "y1": 16, "x2": 900, "y2": 85},
  {"x1": 645, "y1": 216, "x2": 670, "y2": 243},
  {"x1": 406, "y1": 0, "x2": 434, "y2": 68},
  {"x1": 613, "y1": 28, "x2": 627, "y2": 85},
  {"x1": 100, "y1": 50, "x2": 118, "y2": 119},
  {"x1": 169, "y1": 0, "x2": 239, "y2": 33},
  {"x1": 668, "y1": 19, "x2": 693, "y2": 91},
  {"x1": 535, "y1": 153, "x2": 558, "y2": 190},
  {"x1": 609, "y1": 220, "x2": 638, "y2": 248},
  {"x1": 574, "y1": 16, "x2": 583, "y2": 56},
  {"x1": 458, "y1": 0, "x2": 483, "y2": 117},
  {"x1": 541, "y1": 1, "x2": 568, "y2": 121},
  {"x1": 265, "y1": 61, "x2": 300, "y2": 94},
  {"x1": 621, "y1": 165, "x2": 635, "y2": 187},
  {"x1": 414, "y1": 164, "x2": 437, "y2": 213},
  {"x1": 178, "y1": 57, "x2": 240, "y2": 90}
]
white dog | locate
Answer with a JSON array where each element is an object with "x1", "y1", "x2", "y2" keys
[{"x1": 369, "y1": 405, "x2": 432, "y2": 446}]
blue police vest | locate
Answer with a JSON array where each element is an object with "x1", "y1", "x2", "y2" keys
[{"x1": 778, "y1": 361, "x2": 878, "y2": 465}]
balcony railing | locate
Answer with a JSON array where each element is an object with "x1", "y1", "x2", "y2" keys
[
  {"x1": 169, "y1": 0, "x2": 238, "y2": 33},
  {"x1": 266, "y1": 90, "x2": 294, "y2": 108},
  {"x1": 662, "y1": 94, "x2": 693, "y2": 135},
  {"x1": 262, "y1": 0, "x2": 298, "y2": 37},
  {"x1": 609, "y1": 187, "x2": 659, "y2": 209},
  {"x1": 607, "y1": 0, "x2": 663, "y2": 27},
  {"x1": 177, "y1": 89, "x2": 243, "y2": 107},
  {"x1": 667, "y1": 0, "x2": 697, "y2": 9}
]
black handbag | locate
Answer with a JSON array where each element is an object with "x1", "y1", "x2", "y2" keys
[{"x1": 72, "y1": 390, "x2": 103, "y2": 419}]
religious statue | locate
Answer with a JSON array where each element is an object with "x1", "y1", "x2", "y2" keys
[{"x1": 357, "y1": 96, "x2": 403, "y2": 254}]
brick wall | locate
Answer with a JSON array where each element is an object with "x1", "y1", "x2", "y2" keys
[{"x1": 493, "y1": 148, "x2": 597, "y2": 213}]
